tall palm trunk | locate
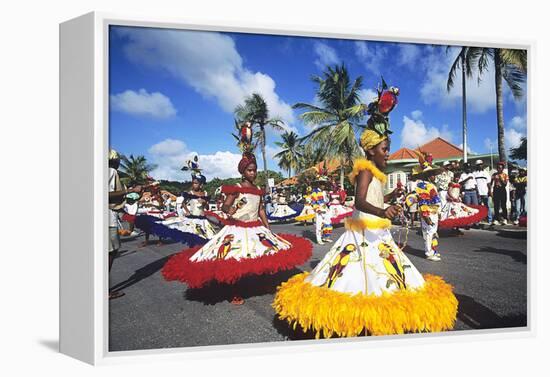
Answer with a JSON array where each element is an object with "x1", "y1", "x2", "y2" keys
[
  {"x1": 260, "y1": 124, "x2": 269, "y2": 191},
  {"x1": 494, "y1": 50, "x2": 507, "y2": 164},
  {"x1": 461, "y1": 52, "x2": 468, "y2": 163}
]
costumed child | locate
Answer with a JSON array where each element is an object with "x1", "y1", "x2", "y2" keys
[
  {"x1": 295, "y1": 186, "x2": 316, "y2": 225},
  {"x1": 311, "y1": 174, "x2": 333, "y2": 244},
  {"x1": 162, "y1": 124, "x2": 312, "y2": 305},
  {"x1": 405, "y1": 152, "x2": 447, "y2": 261},
  {"x1": 120, "y1": 192, "x2": 141, "y2": 237},
  {"x1": 273, "y1": 82, "x2": 458, "y2": 338}
]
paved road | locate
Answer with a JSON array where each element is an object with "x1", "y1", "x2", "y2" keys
[{"x1": 109, "y1": 222, "x2": 527, "y2": 352}]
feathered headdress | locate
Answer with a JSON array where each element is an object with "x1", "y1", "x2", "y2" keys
[
  {"x1": 181, "y1": 155, "x2": 206, "y2": 184},
  {"x1": 365, "y1": 76, "x2": 399, "y2": 136},
  {"x1": 411, "y1": 149, "x2": 444, "y2": 179},
  {"x1": 235, "y1": 121, "x2": 257, "y2": 174},
  {"x1": 360, "y1": 77, "x2": 399, "y2": 150}
]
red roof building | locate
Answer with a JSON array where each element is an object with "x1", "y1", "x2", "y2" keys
[{"x1": 389, "y1": 137, "x2": 463, "y2": 161}]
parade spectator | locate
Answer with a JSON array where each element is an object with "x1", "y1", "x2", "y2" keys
[
  {"x1": 434, "y1": 160, "x2": 454, "y2": 205},
  {"x1": 514, "y1": 168, "x2": 527, "y2": 223},
  {"x1": 491, "y1": 162, "x2": 509, "y2": 225},
  {"x1": 459, "y1": 162, "x2": 478, "y2": 205},
  {"x1": 108, "y1": 149, "x2": 141, "y2": 299},
  {"x1": 474, "y1": 160, "x2": 492, "y2": 223},
  {"x1": 509, "y1": 169, "x2": 518, "y2": 224}
]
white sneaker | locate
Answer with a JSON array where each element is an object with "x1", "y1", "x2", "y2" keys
[
  {"x1": 317, "y1": 240, "x2": 325, "y2": 245},
  {"x1": 513, "y1": 220, "x2": 519, "y2": 225},
  {"x1": 427, "y1": 255, "x2": 441, "y2": 261},
  {"x1": 492, "y1": 220, "x2": 500, "y2": 226},
  {"x1": 501, "y1": 220, "x2": 508, "y2": 225}
]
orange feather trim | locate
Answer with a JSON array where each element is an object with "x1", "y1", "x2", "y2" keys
[
  {"x1": 273, "y1": 273, "x2": 458, "y2": 338},
  {"x1": 348, "y1": 159, "x2": 387, "y2": 185}
]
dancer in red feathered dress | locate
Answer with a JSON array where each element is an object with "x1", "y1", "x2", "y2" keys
[{"x1": 162, "y1": 125, "x2": 312, "y2": 305}]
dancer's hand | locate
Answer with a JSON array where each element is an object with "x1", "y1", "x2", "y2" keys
[{"x1": 383, "y1": 205, "x2": 402, "y2": 219}]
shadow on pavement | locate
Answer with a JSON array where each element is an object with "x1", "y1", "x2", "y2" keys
[
  {"x1": 185, "y1": 268, "x2": 303, "y2": 305},
  {"x1": 110, "y1": 254, "x2": 175, "y2": 293},
  {"x1": 401, "y1": 245, "x2": 426, "y2": 259},
  {"x1": 473, "y1": 246, "x2": 527, "y2": 264},
  {"x1": 456, "y1": 293, "x2": 527, "y2": 329}
]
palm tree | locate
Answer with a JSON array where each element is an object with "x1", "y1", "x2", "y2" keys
[
  {"x1": 510, "y1": 137, "x2": 527, "y2": 160},
  {"x1": 293, "y1": 64, "x2": 365, "y2": 187},
  {"x1": 471, "y1": 48, "x2": 527, "y2": 164},
  {"x1": 447, "y1": 46, "x2": 476, "y2": 162},
  {"x1": 234, "y1": 93, "x2": 285, "y2": 190},
  {"x1": 119, "y1": 154, "x2": 157, "y2": 185},
  {"x1": 273, "y1": 131, "x2": 303, "y2": 178},
  {"x1": 297, "y1": 142, "x2": 327, "y2": 173}
]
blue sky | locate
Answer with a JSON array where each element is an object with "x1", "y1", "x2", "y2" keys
[{"x1": 109, "y1": 26, "x2": 527, "y2": 181}]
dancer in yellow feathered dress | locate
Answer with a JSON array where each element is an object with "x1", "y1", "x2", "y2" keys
[{"x1": 273, "y1": 83, "x2": 458, "y2": 338}]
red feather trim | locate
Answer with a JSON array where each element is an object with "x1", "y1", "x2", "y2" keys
[
  {"x1": 161, "y1": 234, "x2": 313, "y2": 288},
  {"x1": 221, "y1": 185, "x2": 264, "y2": 196},
  {"x1": 331, "y1": 210, "x2": 353, "y2": 224},
  {"x1": 439, "y1": 205, "x2": 488, "y2": 229},
  {"x1": 203, "y1": 210, "x2": 263, "y2": 227}
]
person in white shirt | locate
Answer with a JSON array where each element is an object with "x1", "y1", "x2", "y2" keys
[
  {"x1": 473, "y1": 160, "x2": 492, "y2": 223},
  {"x1": 434, "y1": 161, "x2": 454, "y2": 205},
  {"x1": 459, "y1": 162, "x2": 478, "y2": 205}
]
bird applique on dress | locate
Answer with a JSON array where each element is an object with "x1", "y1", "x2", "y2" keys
[
  {"x1": 217, "y1": 234, "x2": 235, "y2": 260},
  {"x1": 378, "y1": 242, "x2": 406, "y2": 289},
  {"x1": 324, "y1": 244, "x2": 356, "y2": 288},
  {"x1": 257, "y1": 233, "x2": 280, "y2": 253}
]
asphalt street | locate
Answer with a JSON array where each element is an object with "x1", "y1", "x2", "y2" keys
[{"x1": 109, "y1": 222, "x2": 527, "y2": 352}]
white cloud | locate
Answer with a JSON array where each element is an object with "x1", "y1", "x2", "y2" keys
[
  {"x1": 459, "y1": 143, "x2": 476, "y2": 154},
  {"x1": 265, "y1": 144, "x2": 283, "y2": 160},
  {"x1": 411, "y1": 110, "x2": 423, "y2": 120},
  {"x1": 358, "y1": 88, "x2": 378, "y2": 104},
  {"x1": 400, "y1": 116, "x2": 454, "y2": 148},
  {"x1": 116, "y1": 27, "x2": 295, "y2": 125},
  {"x1": 110, "y1": 89, "x2": 176, "y2": 119},
  {"x1": 147, "y1": 139, "x2": 242, "y2": 181},
  {"x1": 397, "y1": 44, "x2": 421, "y2": 69},
  {"x1": 313, "y1": 42, "x2": 340, "y2": 70},
  {"x1": 504, "y1": 128, "x2": 524, "y2": 150},
  {"x1": 354, "y1": 41, "x2": 388, "y2": 75},
  {"x1": 484, "y1": 137, "x2": 496, "y2": 152},
  {"x1": 419, "y1": 46, "x2": 496, "y2": 114},
  {"x1": 509, "y1": 115, "x2": 526, "y2": 130}
]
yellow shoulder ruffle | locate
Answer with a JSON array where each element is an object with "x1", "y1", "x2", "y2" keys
[
  {"x1": 348, "y1": 158, "x2": 387, "y2": 185},
  {"x1": 344, "y1": 216, "x2": 391, "y2": 231}
]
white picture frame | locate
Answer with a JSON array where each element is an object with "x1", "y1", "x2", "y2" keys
[{"x1": 59, "y1": 11, "x2": 534, "y2": 365}]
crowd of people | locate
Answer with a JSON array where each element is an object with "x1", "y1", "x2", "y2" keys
[{"x1": 400, "y1": 158, "x2": 527, "y2": 227}]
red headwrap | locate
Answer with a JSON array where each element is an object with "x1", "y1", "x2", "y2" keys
[{"x1": 238, "y1": 152, "x2": 257, "y2": 174}]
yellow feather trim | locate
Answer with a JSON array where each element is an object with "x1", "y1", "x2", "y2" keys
[
  {"x1": 344, "y1": 216, "x2": 391, "y2": 231},
  {"x1": 295, "y1": 213, "x2": 316, "y2": 222},
  {"x1": 348, "y1": 159, "x2": 387, "y2": 185},
  {"x1": 273, "y1": 273, "x2": 458, "y2": 337}
]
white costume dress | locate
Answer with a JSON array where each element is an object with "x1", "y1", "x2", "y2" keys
[
  {"x1": 268, "y1": 195, "x2": 298, "y2": 222},
  {"x1": 273, "y1": 159, "x2": 458, "y2": 337},
  {"x1": 162, "y1": 184, "x2": 312, "y2": 288},
  {"x1": 161, "y1": 191, "x2": 216, "y2": 240},
  {"x1": 327, "y1": 190, "x2": 353, "y2": 224}
]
